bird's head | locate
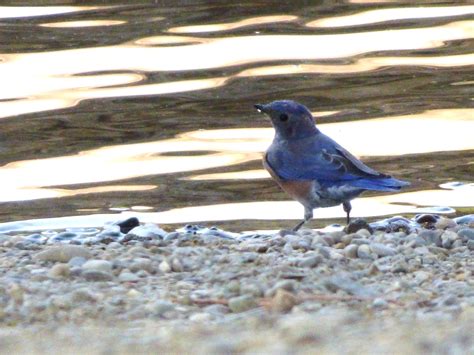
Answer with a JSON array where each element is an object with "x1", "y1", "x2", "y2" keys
[{"x1": 254, "y1": 100, "x2": 318, "y2": 140}]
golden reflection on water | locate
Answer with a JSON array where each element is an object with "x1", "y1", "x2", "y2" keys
[
  {"x1": 1, "y1": 21, "x2": 472, "y2": 118},
  {"x1": 0, "y1": 108, "x2": 472, "y2": 203},
  {"x1": 168, "y1": 15, "x2": 298, "y2": 33},
  {"x1": 4, "y1": 185, "x2": 156, "y2": 203},
  {"x1": 0, "y1": 6, "x2": 100, "y2": 19},
  {"x1": 1, "y1": 5, "x2": 473, "y2": 226},
  {"x1": 237, "y1": 53, "x2": 474, "y2": 77},
  {"x1": 307, "y1": 5, "x2": 474, "y2": 27},
  {"x1": 40, "y1": 20, "x2": 126, "y2": 28}
]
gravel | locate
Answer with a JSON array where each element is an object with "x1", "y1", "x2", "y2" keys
[{"x1": 0, "y1": 214, "x2": 473, "y2": 353}]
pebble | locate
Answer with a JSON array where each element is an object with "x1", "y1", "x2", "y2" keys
[
  {"x1": 454, "y1": 214, "x2": 474, "y2": 225},
  {"x1": 346, "y1": 219, "x2": 373, "y2": 234},
  {"x1": 357, "y1": 244, "x2": 372, "y2": 259},
  {"x1": 228, "y1": 295, "x2": 258, "y2": 313},
  {"x1": 82, "y1": 259, "x2": 113, "y2": 273},
  {"x1": 435, "y1": 217, "x2": 457, "y2": 230},
  {"x1": 0, "y1": 214, "x2": 473, "y2": 353},
  {"x1": 127, "y1": 223, "x2": 167, "y2": 239},
  {"x1": 146, "y1": 300, "x2": 175, "y2": 316},
  {"x1": 344, "y1": 244, "x2": 358, "y2": 258},
  {"x1": 189, "y1": 312, "x2": 213, "y2": 322},
  {"x1": 116, "y1": 217, "x2": 140, "y2": 234},
  {"x1": 391, "y1": 259, "x2": 409, "y2": 273},
  {"x1": 159, "y1": 260, "x2": 172, "y2": 273},
  {"x1": 370, "y1": 243, "x2": 396, "y2": 257},
  {"x1": 457, "y1": 228, "x2": 474, "y2": 241},
  {"x1": 48, "y1": 263, "x2": 70, "y2": 278},
  {"x1": 441, "y1": 230, "x2": 459, "y2": 249},
  {"x1": 68, "y1": 256, "x2": 87, "y2": 267},
  {"x1": 118, "y1": 271, "x2": 140, "y2": 282},
  {"x1": 372, "y1": 298, "x2": 388, "y2": 309},
  {"x1": 297, "y1": 255, "x2": 322, "y2": 268},
  {"x1": 34, "y1": 245, "x2": 92, "y2": 262},
  {"x1": 270, "y1": 289, "x2": 298, "y2": 313}
]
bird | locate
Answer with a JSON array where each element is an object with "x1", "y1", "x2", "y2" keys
[{"x1": 255, "y1": 100, "x2": 409, "y2": 231}]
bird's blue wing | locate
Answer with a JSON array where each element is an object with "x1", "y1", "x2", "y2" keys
[{"x1": 266, "y1": 133, "x2": 385, "y2": 183}]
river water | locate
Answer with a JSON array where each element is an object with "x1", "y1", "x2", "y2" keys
[{"x1": 0, "y1": 2, "x2": 473, "y2": 231}]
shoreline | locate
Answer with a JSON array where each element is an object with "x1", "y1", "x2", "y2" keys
[{"x1": 0, "y1": 214, "x2": 473, "y2": 353}]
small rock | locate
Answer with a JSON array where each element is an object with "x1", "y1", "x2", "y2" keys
[
  {"x1": 370, "y1": 243, "x2": 396, "y2": 257},
  {"x1": 414, "y1": 271, "x2": 431, "y2": 285},
  {"x1": 418, "y1": 230, "x2": 442, "y2": 246},
  {"x1": 435, "y1": 217, "x2": 456, "y2": 230},
  {"x1": 391, "y1": 259, "x2": 409, "y2": 273},
  {"x1": 344, "y1": 244, "x2": 358, "y2": 258},
  {"x1": 345, "y1": 219, "x2": 373, "y2": 234},
  {"x1": 356, "y1": 229, "x2": 372, "y2": 239},
  {"x1": 107, "y1": 242, "x2": 122, "y2": 249},
  {"x1": 159, "y1": 260, "x2": 172, "y2": 273},
  {"x1": 189, "y1": 312, "x2": 213, "y2": 322},
  {"x1": 82, "y1": 259, "x2": 113, "y2": 273},
  {"x1": 119, "y1": 271, "x2": 140, "y2": 282},
  {"x1": 129, "y1": 258, "x2": 153, "y2": 273},
  {"x1": 48, "y1": 263, "x2": 70, "y2": 278},
  {"x1": 240, "y1": 283, "x2": 263, "y2": 298},
  {"x1": 372, "y1": 298, "x2": 388, "y2": 309},
  {"x1": 146, "y1": 300, "x2": 175, "y2": 316},
  {"x1": 324, "y1": 275, "x2": 373, "y2": 297},
  {"x1": 341, "y1": 234, "x2": 353, "y2": 246},
  {"x1": 34, "y1": 245, "x2": 92, "y2": 262},
  {"x1": 457, "y1": 228, "x2": 474, "y2": 242},
  {"x1": 128, "y1": 223, "x2": 166, "y2": 239},
  {"x1": 454, "y1": 214, "x2": 474, "y2": 225},
  {"x1": 71, "y1": 288, "x2": 98, "y2": 303},
  {"x1": 116, "y1": 217, "x2": 140, "y2": 234},
  {"x1": 414, "y1": 214, "x2": 439, "y2": 226},
  {"x1": 368, "y1": 263, "x2": 380, "y2": 275},
  {"x1": 8, "y1": 284, "x2": 24, "y2": 305},
  {"x1": 170, "y1": 258, "x2": 184, "y2": 272},
  {"x1": 467, "y1": 240, "x2": 474, "y2": 250},
  {"x1": 441, "y1": 230, "x2": 458, "y2": 249},
  {"x1": 269, "y1": 289, "x2": 298, "y2": 313},
  {"x1": 297, "y1": 255, "x2": 322, "y2": 268},
  {"x1": 357, "y1": 244, "x2": 372, "y2": 259},
  {"x1": 68, "y1": 256, "x2": 87, "y2": 267},
  {"x1": 228, "y1": 295, "x2": 258, "y2": 313},
  {"x1": 283, "y1": 242, "x2": 293, "y2": 255}
]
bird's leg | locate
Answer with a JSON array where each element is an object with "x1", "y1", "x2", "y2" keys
[
  {"x1": 342, "y1": 201, "x2": 352, "y2": 225},
  {"x1": 292, "y1": 207, "x2": 313, "y2": 232}
]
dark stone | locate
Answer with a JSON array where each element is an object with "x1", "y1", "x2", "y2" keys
[
  {"x1": 370, "y1": 216, "x2": 417, "y2": 234},
  {"x1": 345, "y1": 219, "x2": 373, "y2": 234},
  {"x1": 414, "y1": 214, "x2": 440, "y2": 228},
  {"x1": 116, "y1": 217, "x2": 140, "y2": 234}
]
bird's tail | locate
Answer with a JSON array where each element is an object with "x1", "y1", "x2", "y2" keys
[{"x1": 350, "y1": 177, "x2": 410, "y2": 191}]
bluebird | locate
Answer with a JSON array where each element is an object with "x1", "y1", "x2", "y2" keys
[{"x1": 255, "y1": 100, "x2": 409, "y2": 231}]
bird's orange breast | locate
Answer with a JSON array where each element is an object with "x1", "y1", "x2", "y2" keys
[{"x1": 263, "y1": 153, "x2": 314, "y2": 206}]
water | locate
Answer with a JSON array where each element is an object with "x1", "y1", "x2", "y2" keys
[{"x1": 0, "y1": 2, "x2": 473, "y2": 231}]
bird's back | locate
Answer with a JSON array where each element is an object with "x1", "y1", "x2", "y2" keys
[{"x1": 266, "y1": 130, "x2": 409, "y2": 191}]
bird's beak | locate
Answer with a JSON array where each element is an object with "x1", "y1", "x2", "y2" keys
[{"x1": 254, "y1": 104, "x2": 266, "y2": 113}]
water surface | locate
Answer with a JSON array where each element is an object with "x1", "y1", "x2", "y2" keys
[{"x1": 0, "y1": 1, "x2": 473, "y2": 231}]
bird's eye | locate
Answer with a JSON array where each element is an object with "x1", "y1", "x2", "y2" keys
[{"x1": 279, "y1": 113, "x2": 289, "y2": 122}]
